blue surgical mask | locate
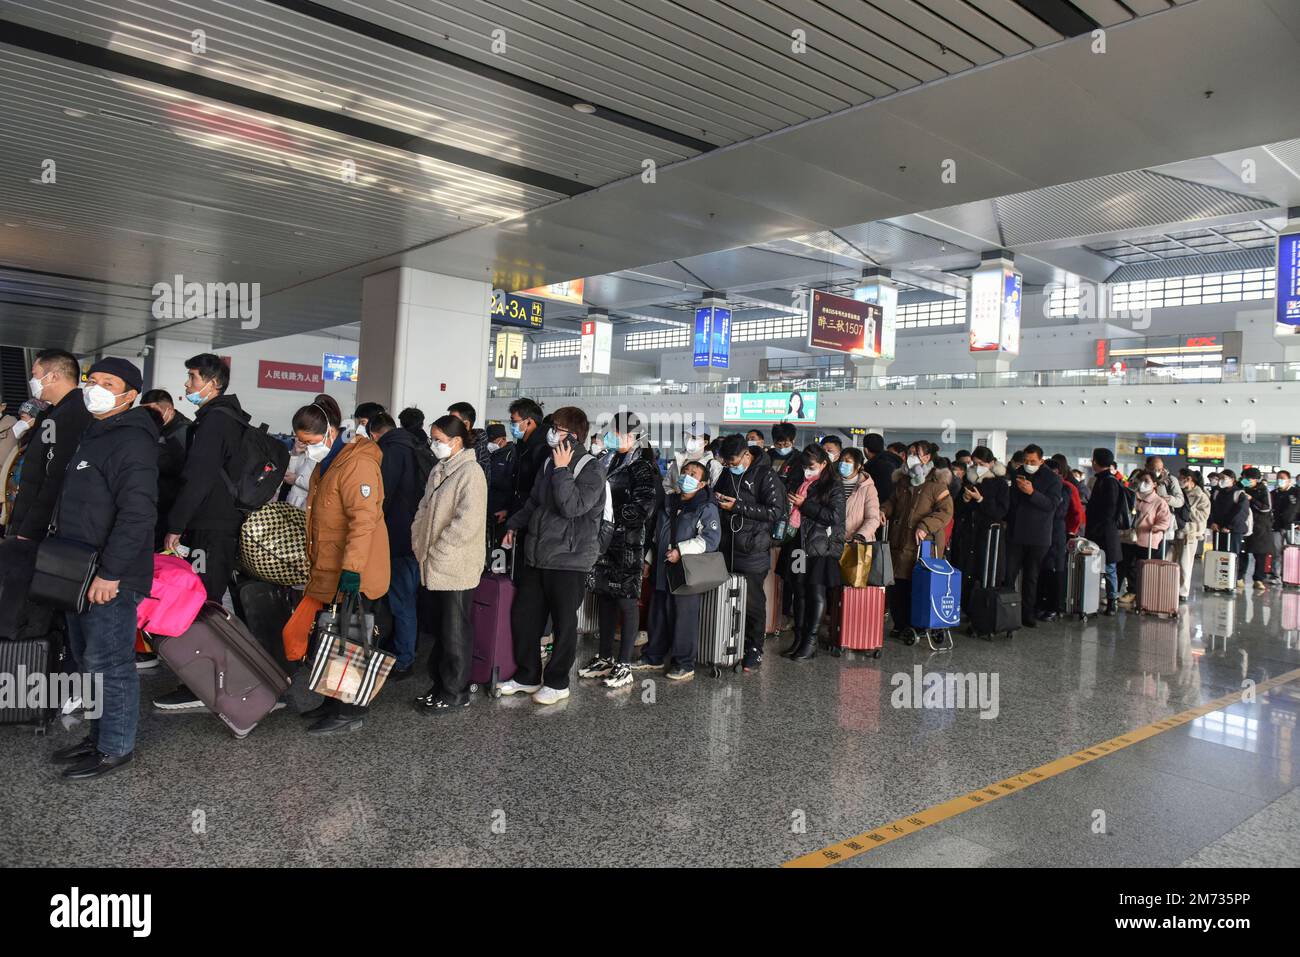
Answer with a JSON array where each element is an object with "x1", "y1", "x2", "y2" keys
[
  {"x1": 509, "y1": 421, "x2": 525, "y2": 440},
  {"x1": 774, "y1": 446, "x2": 792, "y2": 457},
  {"x1": 728, "y1": 464, "x2": 746, "y2": 476},
  {"x1": 603, "y1": 431, "x2": 621, "y2": 451},
  {"x1": 839, "y1": 461, "x2": 854, "y2": 478},
  {"x1": 678, "y1": 475, "x2": 700, "y2": 494}
]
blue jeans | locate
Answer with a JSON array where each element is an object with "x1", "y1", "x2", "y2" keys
[
  {"x1": 387, "y1": 555, "x2": 420, "y2": 669},
  {"x1": 65, "y1": 589, "x2": 143, "y2": 758},
  {"x1": 1103, "y1": 562, "x2": 1118, "y2": 602}
]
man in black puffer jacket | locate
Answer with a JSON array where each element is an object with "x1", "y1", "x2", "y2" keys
[
  {"x1": 371, "y1": 413, "x2": 425, "y2": 677},
  {"x1": 715, "y1": 434, "x2": 785, "y2": 671},
  {"x1": 47, "y1": 358, "x2": 158, "y2": 781}
]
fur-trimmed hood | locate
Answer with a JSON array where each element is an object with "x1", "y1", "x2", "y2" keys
[{"x1": 892, "y1": 464, "x2": 953, "y2": 487}]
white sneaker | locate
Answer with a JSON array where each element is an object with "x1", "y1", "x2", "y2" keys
[
  {"x1": 577, "y1": 655, "x2": 614, "y2": 679},
  {"x1": 603, "y1": 663, "x2": 634, "y2": 689},
  {"x1": 61, "y1": 696, "x2": 84, "y2": 716},
  {"x1": 532, "y1": 686, "x2": 570, "y2": 705},
  {"x1": 497, "y1": 680, "x2": 541, "y2": 696}
]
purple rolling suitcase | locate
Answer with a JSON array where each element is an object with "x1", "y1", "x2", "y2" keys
[
  {"x1": 469, "y1": 570, "x2": 517, "y2": 697},
  {"x1": 152, "y1": 601, "x2": 290, "y2": 739}
]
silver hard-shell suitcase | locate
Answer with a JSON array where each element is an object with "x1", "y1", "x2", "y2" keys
[
  {"x1": 1065, "y1": 537, "x2": 1102, "y2": 620},
  {"x1": 697, "y1": 574, "x2": 746, "y2": 677}
]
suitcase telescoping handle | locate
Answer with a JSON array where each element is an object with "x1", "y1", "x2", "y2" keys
[
  {"x1": 983, "y1": 522, "x2": 1003, "y2": 589},
  {"x1": 1146, "y1": 539, "x2": 1167, "y2": 561}
]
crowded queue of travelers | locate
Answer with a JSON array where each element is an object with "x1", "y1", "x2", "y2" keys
[{"x1": 2, "y1": 365, "x2": 1294, "y2": 779}]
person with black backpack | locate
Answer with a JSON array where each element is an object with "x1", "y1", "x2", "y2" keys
[
  {"x1": 155, "y1": 353, "x2": 280, "y2": 712},
  {"x1": 369, "y1": 413, "x2": 426, "y2": 680},
  {"x1": 1084, "y1": 448, "x2": 1124, "y2": 615}
]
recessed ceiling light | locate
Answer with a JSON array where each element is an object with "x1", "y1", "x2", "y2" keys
[
  {"x1": 63, "y1": 108, "x2": 90, "y2": 119},
  {"x1": 572, "y1": 102, "x2": 597, "y2": 114}
]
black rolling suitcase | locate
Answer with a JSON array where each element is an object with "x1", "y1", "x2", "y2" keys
[
  {"x1": 0, "y1": 634, "x2": 63, "y2": 730},
  {"x1": 968, "y1": 523, "x2": 1020, "y2": 640},
  {"x1": 229, "y1": 573, "x2": 297, "y2": 670}
]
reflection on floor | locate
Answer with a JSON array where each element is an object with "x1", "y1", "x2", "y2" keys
[{"x1": 1, "y1": 586, "x2": 1297, "y2": 868}]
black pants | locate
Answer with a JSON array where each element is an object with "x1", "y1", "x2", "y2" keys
[
  {"x1": 889, "y1": 577, "x2": 913, "y2": 632},
  {"x1": 425, "y1": 588, "x2": 474, "y2": 704},
  {"x1": 1006, "y1": 543, "x2": 1048, "y2": 624},
  {"x1": 188, "y1": 527, "x2": 240, "y2": 603},
  {"x1": 791, "y1": 574, "x2": 827, "y2": 643},
  {"x1": 741, "y1": 569, "x2": 767, "y2": 658},
  {"x1": 1244, "y1": 552, "x2": 1271, "y2": 583},
  {"x1": 644, "y1": 588, "x2": 700, "y2": 670},
  {"x1": 597, "y1": 593, "x2": 639, "y2": 663},
  {"x1": 0, "y1": 536, "x2": 38, "y2": 639},
  {"x1": 511, "y1": 564, "x2": 586, "y2": 690}
]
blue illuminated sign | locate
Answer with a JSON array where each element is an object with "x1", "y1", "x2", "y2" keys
[
  {"x1": 693, "y1": 307, "x2": 712, "y2": 367},
  {"x1": 710, "y1": 307, "x2": 731, "y2": 369},
  {"x1": 1277, "y1": 232, "x2": 1300, "y2": 329},
  {"x1": 322, "y1": 353, "x2": 359, "y2": 382}
]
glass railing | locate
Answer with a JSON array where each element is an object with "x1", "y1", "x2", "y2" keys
[{"x1": 488, "y1": 362, "x2": 1300, "y2": 400}]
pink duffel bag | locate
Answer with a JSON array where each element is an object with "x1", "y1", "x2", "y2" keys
[{"x1": 137, "y1": 554, "x2": 207, "y2": 637}]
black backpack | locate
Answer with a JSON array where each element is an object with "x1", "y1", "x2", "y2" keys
[
  {"x1": 413, "y1": 442, "x2": 436, "y2": 490},
  {"x1": 1115, "y1": 480, "x2": 1136, "y2": 531},
  {"x1": 209, "y1": 407, "x2": 290, "y2": 512}
]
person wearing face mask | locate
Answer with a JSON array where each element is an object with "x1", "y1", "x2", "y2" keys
[
  {"x1": 484, "y1": 423, "x2": 516, "y2": 530},
  {"x1": 744, "y1": 429, "x2": 770, "y2": 469},
  {"x1": 346, "y1": 401, "x2": 385, "y2": 444},
  {"x1": 773, "y1": 445, "x2": 847, "y2": 662},
  {"x1": 1004, "y1": 444, "x2": 1062, "y2": 629},
  {"x1": 1, "y1": 399, "x2": 49, "y2": 530},
  {"x1": 881, "y1": 441, "x2": 953, "y2": 641},
  {"x1": 665, "y1": 429, "x2": 723, "y2": 496},
  {"x1": 1272, "y1": 470, "x2": 1299, "y2": 582},
  {"x1": 363, "y1": 412, "x2": 423, "y2": 681},
  {"x1": 820, "y1": 434, "x2": 843, "y2": 466},
  {"x1": 447, "y1": 401, "x2": 493, "y2": 482},
  {"x1": 713, "y1": 433, "x2": 786, "y2": 671},
  {"x1": 1208, "y1": 468, "x2": 1251, "y2": 590},
  {"x1": 499, "y1": 407, "x2": 607, "y2": 703},
  {"x1": 768, "y1": 422, "x2": 800, "y2": 485},
  {"x1": 139, "y1": 390, "x2": 191, "y2": 552},
  {"x1": 409, "y1": 414, "x2": 487, "y2": 712},
  {"x1": 951, "y1": 447, "x2": 1010, "y2": 610},
  {"x1": 1238, "y1": 467, "x2": 1274, "y2": 590},
  {"x1": 1085, "y1": 449, "x2": 1124, "y2": 615},
  {"x1": 1116, "y1": 469, "x2": 1172, "y2": 607},
  {"x1": 0, "y1": 350, "x2": 92, "y2": 640},
  {"x1": 1036, "y1": 459, "x2": 1081, "y2": 622},
  {"x1": 151, "y1": 354, "x2": 252, "y2": 712},
  {"x1": 580, "y1": 413, "x2": 661, "y2": 688},
  {"x1": 633, "y1": 461, "x2": 721, "y2": 681},
  {"x1": 839, "y1": 448, "x2": 882, "y2": 545},
  {"x1": 1176, "y1": 469, "x2": 1211, "y2": 602},
  {"x1": 505, "y1": 397, "x2": 548, "y2": 531},
  {"x1": 280, "y1": 401, "x2": 390, "y2": 734},
  {"x1": 47, "y1": 358, "x2": 158, "y2": 780}
]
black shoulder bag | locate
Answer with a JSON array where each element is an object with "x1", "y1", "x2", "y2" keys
[{"x1": 664, "y1": 501, "x2": 729, "y2": 596}]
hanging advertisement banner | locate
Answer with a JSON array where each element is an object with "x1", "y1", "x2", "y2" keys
[
  {"x1": 969, "y1": 264, "x2": 1022, "y2": 355},
  {"x1": 693, "y1": 307, "x2": 713, "y2": 367},
  {"x1": 722, "y1": 390, "x2": 818, "y2": 424},
  {"x1": 854, "y1": 282, "x2": 896, "y2": 360},
  {"x1": 495, "y1": 331, "x2": 524, "y2": 380},
  {"x1": 1001, "y1": 270, "x2": 1022, "y2": 356},
  {"x1": 517, "y1": 278, "x2": 584, "y2": 306},
  {"x1": 580, "y1": 318, "x2": 612, "y2": 375},
  {"x1": 322, "y1": 353, "x2": 358, "y2": 382},
  {"x1": 808, "y1": 290, "x2": 879, "y2": 355},
  {"x1": 1276, "y1": 231, "x2": 1300, "y2": 332},
  {"x1": 709, "y1": 306, "x2": 731, "y2": 369}
]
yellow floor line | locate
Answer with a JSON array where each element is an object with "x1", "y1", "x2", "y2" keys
[{"x1": 783, "y1": 666, "x2": 1300, "y2": 869}]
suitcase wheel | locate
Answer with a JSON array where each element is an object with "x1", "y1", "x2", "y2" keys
[
  {"x1": 901, "y1": 630, "x2": 918, "y2": 646},
  {"x1": 872, "y1": 649, "x2": 881, "y2": 659},
  {"x1": 831, "y1": 646, "x2": 842, "y2": 658},
  {"x1": 710, "y1": 666, "x2": 721, "y2": 678}
]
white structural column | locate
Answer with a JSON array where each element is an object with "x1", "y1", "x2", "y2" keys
[
  {"x1": 973, "y1": 430, "x2": 1009, "y2": 463},
  {"x1": 358, "y1": 267, "x2": 492, "y2": 420}
]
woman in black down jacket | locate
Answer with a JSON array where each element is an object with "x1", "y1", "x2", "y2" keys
[
  {"x1": 580, "y1": 412, "x2": 661, "y2": 689},
  {"x1": 781, "y1": 444, "x2": 846, "y2": 662}
]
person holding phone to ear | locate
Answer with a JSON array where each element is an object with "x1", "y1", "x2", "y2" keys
[{"x1": 499, "y1": 407, "x2": 606, "y2": 705}]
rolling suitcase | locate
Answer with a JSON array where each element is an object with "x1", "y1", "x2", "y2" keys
[
  {"x1": 469, "y1": 566, "x2": 517, "y2": 697},
  {"x1": 827, "y1": 584, "x2": 885, "y2": 658},
  {"x1": 910, "y1": 540, "x2": 961, "y2": 651},
  {"x1": 1065, "y1": 537, "x2": 1103, "y2": 620},
  {"x1": 152, "y1": 601, "x2": 291, "y2": 739},
  {"x1": 229, "y1": 574, "x2": 298, "y2": 670},
  {"x1": 1137, "y1": 540, "x2": 1179, "y2": 618},
  {"x1": 0, "y1": 634, "x2": 62, "y2": 729},
  {"x1": 576, "y1": 590, "x2": 600, "y2": 638},
  {"x1": 1203, "y1": 532, "x2": 1238, "y2": 592},
  {"x1": 1283, "y1": 526, "x2": 1300, "y2": 587},
  {"x1": 969, "y1": 523, "x2": 1019, "y2": 640},
  {"x1": 698, "y1": 574, "x2": 746, "y2": 677}
]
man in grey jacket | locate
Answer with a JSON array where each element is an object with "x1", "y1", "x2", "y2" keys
[{"x1": 498, "y1": 406, "x2": 606, "y2": 705}]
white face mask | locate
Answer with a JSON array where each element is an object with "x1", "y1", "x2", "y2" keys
[
  {"x1": 1280, "y1": 479, "x2": 1292, "y2": 490},
  {"x1": 974, "y1": 464, "x2": 989, "y2": 478},
  {"x1": 1220, "y1": 478, "x2": 1234, "y2": 490},
  {"x1": 304, "y1": 432, "x2": 333, "y2": 463},
  {"x1": 687, "y1": 438, "x2": 705, "y2": 455},
  {"x1": 906, "y1": 455, "x2": 921, "y2": 470},
  {"x1": 82, "y1": 383, "x2": 128, "y2": 415},
  {"x1": 1138, "y1": 481, "x2": 1154, "y2": 495},
  {"x1": 354, "y1": 423, "x2": 368, "y2": 438},
  {"x1": 546, "y1": 428, "x2": 562, "y2": 448},
  {"x1": 803, "y1": 468, "x2": 819, "y2": 481},
  {"x1": 12, "y1": 419, "x2": 30, "y2": 440},
  {"x1": 1023, "y1": 463, "x2": 1040, "y2": 475},
  {"x1": 432, "y1": 441, "x2": 453, "y2": 460},
  {"x1": 29, "y1": 372, "x2": 52, "y2": 400},
  {"x1": 825, "y1": 450, "x2": 839, "y2": 463}
]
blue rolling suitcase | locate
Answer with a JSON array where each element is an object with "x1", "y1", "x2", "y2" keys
[{"x1": 910, "y1": 540, "x2": 961, "y2": 651}]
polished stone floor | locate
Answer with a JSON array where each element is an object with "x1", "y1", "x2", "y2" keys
[{"x1": 1, "y1": 585, "x2": 1297, "y2": 868}]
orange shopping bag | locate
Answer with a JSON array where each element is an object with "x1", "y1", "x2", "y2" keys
[{"x1": 283, "y1": 595, "x2": 325, "y2": 663}]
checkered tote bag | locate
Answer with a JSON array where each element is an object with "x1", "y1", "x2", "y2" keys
[
  {"x1": 307, "y1": 594, "x2": 394, "y2": 706},
  {"x1": 238, "y1": 501, "x2": 309, "y2": 586}
]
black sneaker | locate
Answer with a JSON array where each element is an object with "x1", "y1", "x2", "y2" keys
[
  {"x1": 388, "y1": 665, "x2": 415, "y2": 682},
  {"x1": 629, "y1": 657, "x2": 662, "y2": 671},
  {"x1": 665, "y1": 665, "x2": 695, "y2": 681},
  {"x1": 578, "y1": 655, "x2": 614, "y2": 679},
  {"x1": 602, "y1": 663, "x2": 634, "y2": 688},
  {"x1": 742, "y1": 651, "x2": 762, "y2": 672},
  {"x1": 135, "y1": 652, "x2": 158, "y2": 671},
  {"x1": 152, "y1": 687, "x2": 205, "y2": 712}
]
